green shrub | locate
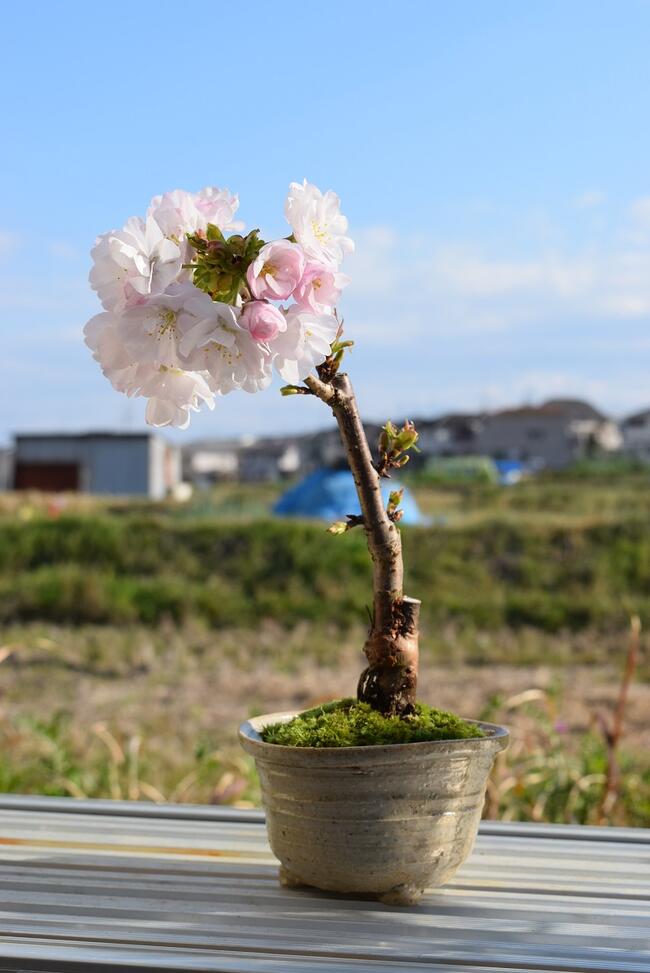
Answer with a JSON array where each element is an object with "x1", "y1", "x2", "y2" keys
[{"x1": 2, "y1": 513, "x2": 650, "y2": 633}]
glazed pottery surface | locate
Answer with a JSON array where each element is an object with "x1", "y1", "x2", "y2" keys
[{"x1": 239, "y1": 710, "x2": 508, "y2": 903}]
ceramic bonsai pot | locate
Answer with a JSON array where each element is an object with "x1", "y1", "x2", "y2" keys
[{"x1": 239, "y1": 710, "x2": 508, "y2": 904}]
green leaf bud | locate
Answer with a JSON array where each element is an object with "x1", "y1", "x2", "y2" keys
[{"x1": 327, "y1": 521, "x2": 348, "y2": 535}]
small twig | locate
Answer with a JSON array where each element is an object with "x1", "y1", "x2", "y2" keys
[
  {"x1": 326, "y1": 513, "x2": 365, "y2": 535},
  {"x1": 612, "y1": 615, "x2": 640, "y2": 747},
  {"x1": 280, "y1": 384, "x2": 313, "y2": 397},
  {"x1": 304, "y1": 373, "x2": 337, "y2": 404},
  {"x1": 594, "y1": 615, "x2": 640, "y2": 824},
  {"x1": 346, "y1": 514, "x2": 365, "y2": 529}
]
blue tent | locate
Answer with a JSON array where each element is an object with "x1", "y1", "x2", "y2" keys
[
  {"x1": 494, "y1": 459, "x2": 526, "y2": 485},
  {"x1": 273, "y1": 468, "x2": 427, "y2": 525}
]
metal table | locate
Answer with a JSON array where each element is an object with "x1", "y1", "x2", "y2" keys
[{"x1": 0, "y1": 795, "x2": 647, "y2": 972}]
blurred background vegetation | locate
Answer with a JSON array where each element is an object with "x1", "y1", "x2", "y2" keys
[{"x1": 0, "y1": 467, "x2": 648, "y2": 826}]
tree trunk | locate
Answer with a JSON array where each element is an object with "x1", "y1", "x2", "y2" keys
[{"x1": 305, "y1": 372, "x2": 420, "y2": 716}]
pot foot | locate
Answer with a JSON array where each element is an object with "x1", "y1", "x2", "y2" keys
[
  {"x1": 278, "y1": 865, "x2": 305, "y2": 889},
  {"x1": 378, "y1": 883, "x2": 425, "y2": 906}
]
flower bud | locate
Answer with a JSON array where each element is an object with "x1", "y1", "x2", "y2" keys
[{"x1": 240, "y1": 301, "x2": 287, "y2": 343}]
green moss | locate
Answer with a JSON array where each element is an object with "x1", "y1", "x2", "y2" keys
[{"x1": 260, "y1": 698, "x2": 485, "y2": 748}]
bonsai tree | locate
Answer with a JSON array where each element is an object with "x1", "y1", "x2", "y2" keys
[
  {"x1": 86, "y1": 181, "x2": 506, "y2": 900},
  {"x1": 84, "y1": 181, "x2": 425, "y2": 718}
]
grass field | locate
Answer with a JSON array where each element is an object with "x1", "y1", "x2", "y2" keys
[{"x1": 1, "y1": 471, "x2": 649, "y2": 825}]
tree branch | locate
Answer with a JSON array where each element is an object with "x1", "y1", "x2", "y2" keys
[
  {"x1": 305, "y1": 370, "x2": 420, "y2": 714},
  {"x1": 304, "y1": 374, "x2": 335, "y2": 404}
]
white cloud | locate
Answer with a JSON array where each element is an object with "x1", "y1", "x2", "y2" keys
[
  {"x1": 343, "y1": 208, "x2": 650, "y2": 353},
  {"x1": 0, "y1": 230, "x2": 20, "y2": 260},
  {"x1": 628, "y1": 196, "x2": 650, "y2": 225},
  {"x1": 49, "y1": 240, "x2": 80, "y2": 260},
  {"x1": 575, "y1": 190, "x2": 606, "y2": 209},
  {"x1": 424, "y1": 247, "x2": 597, "y2": 299}
]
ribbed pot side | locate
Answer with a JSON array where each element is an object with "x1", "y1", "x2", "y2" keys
[{"x1": 239, "y1": 711, "x2": 509, "y2": 904}]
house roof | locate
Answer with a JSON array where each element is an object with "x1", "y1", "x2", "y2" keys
[
  {"x1": 14, "y1": 430, "x2": 158, "y2": 443},
  {"x1": 491, "y1": 399, "x2": 605, "y2": 421},
  {"x1": 413, "y1": 412, "x2": 479, "y2": 426},
  {"x1": 621, "y1": 407, "x2": 650, "y2": 426}
]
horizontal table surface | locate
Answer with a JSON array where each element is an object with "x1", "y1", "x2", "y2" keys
[{"x1": 0, "y1": 795, "x2": 647, "y2": 972}]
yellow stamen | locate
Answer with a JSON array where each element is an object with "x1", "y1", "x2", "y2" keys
[{"x1": 311, "y1": 220, "x2": 329, "y2": 243}]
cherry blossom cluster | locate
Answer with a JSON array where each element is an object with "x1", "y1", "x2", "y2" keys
[{"x1": 84, "y1": 181, "x2": 353, "y2": 428}]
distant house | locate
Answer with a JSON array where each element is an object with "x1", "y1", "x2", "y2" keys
[
  {"x1": 177, "y1": 397, "x2": 626, "y2": 486},
  {"x1": 301, "y1": 427, "x2": 346, "y2": 469},
  {"x1": 475, "y1": 399, "x2": 622, "y2": 470},
  {"x1": 12, "y1": 432, "x2": 181, "y2": 498},
  {"x1": 183, "y1": 435, "x2": 302, "y2": 485},
  {"x1": 182, "y1": 439, "x2": 241, "y2": 487},
  {"x1": 415, "y1": 413, "x2": 485, "y2": 459},
  {"x1": 621, "y1": 409, "x2": 650, "y2": 462},
  {"x1": 238, "y1": 439, "x2": 302, "y2": 482}
]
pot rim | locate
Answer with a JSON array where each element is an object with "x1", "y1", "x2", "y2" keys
[{"x1": 239, "y1": 708, "x2": 509, "y2": 755}]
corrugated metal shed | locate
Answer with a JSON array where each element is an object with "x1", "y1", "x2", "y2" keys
[
  {"x1": 0, "y1": 795, "x2": 647, "y2": 971},
  {"x1": 13, "y1": 432, "x2": 180, "y2": 497}
]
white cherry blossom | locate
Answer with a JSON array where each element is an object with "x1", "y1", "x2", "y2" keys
[
  {"x1": 272, "y1": 306, "x2": 339, "y2": 383},
  {"x1": 89, "y1": 216, "x2": 182, "y2": 313},
  {"x1": 180, "y1": 309, "x2": 273, "y2": 395},
  {"x1": 84, "y1": 311, "x2": 214, "y2": 428},
  {"x1": 140, "y1": 367, "x2": 215, "y2": 429},
  {"x1": 84, "y1": 310, "x2": 145, "y2": 395},
  {"x1": 148, "y1": 187, "x2": 244, "y2": 239},
  {"x1": 284, "y1": 180, "x2": 354, "y2": 268},
  {"x1": 112, "y1": 283, "x2": 236, "y2": 369}
]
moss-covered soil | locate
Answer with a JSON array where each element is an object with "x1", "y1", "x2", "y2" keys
[{"x1": 260, "y1": 698, "x2": 485, "y2": 747}]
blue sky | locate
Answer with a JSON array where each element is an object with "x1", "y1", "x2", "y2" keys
[{"x1": 2, "y1": 0, "x2": 650, "y2": 444}]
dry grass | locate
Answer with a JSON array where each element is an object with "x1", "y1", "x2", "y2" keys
[{"x1": 0, "y1": 620, "x2": 648, "y2": 823}]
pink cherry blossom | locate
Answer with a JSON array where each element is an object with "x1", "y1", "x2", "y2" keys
[
  {"x1": 292, "y1": 260, "x2": 350, "y2": 312},
  {"x1": 240, "y1": 301, "x2": 287, "y2": 343},
  {"x1": 246, "y1": 240, "x2": 306, "y2": 301}
]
